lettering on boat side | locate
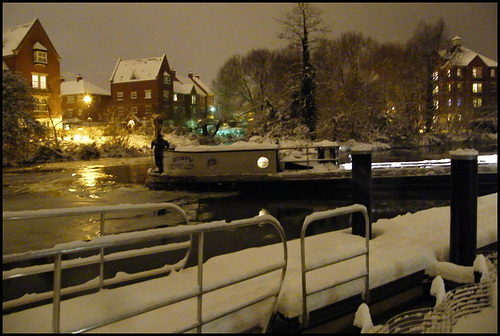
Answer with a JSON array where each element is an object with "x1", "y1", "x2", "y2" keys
[{"x1": 169, "y1": 155, "x2": 194, "y2": 170}]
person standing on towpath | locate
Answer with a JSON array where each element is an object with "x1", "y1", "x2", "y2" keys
[{"x1": 151, "y1": 133, "x2": 169, "y2": 174}]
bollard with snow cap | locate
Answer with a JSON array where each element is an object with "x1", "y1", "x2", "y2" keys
[
  {"x1": 449, "y1": 148, "x2": 478, "y2": 266},
  {"x1": 351, "y1": 144, "x2": 372, "y2": 238}
]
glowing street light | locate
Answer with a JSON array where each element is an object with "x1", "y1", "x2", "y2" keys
[{"x1": 83, "y1": 95, "x2": 92, "y2": 127}]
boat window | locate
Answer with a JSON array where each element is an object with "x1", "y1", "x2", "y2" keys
[
  {"x1": 207, "y1": 158, "x2": 217, "y2": 169},
  {"x1": 257, "y1": 157, "x2": 269, "y2": 169}
]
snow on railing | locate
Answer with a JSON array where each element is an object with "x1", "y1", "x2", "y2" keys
[
  {"x1": 3, "y1": 206, "x2": 288, "y2": 333},
  {"x1": 300, "y1": 204, "x2": 370, "y2": 328}
]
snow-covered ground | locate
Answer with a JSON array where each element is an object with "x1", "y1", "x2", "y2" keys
[{"x1": 3, "y1": 193, "x2": 497, "y2": 333}]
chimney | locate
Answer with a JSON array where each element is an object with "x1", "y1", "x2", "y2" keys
[
  {"x1": 188, "y1": 72, "x2": 194, "y2": 79},
  {"x1": 60, "y1": 76, "x2": 65, "y2": 83},
  {"x1": 195, "y1": 74, "x2": 200, "y2": 79},
  {"x1": 452, "y1": 36, "x2": 462, "y2": 47},
  {"x1": 76, "y1": 74, "x2": 83, "y2": 82}
]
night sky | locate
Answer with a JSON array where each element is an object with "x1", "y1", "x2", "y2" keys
[{"x1": 3, "y1": 3, "x2": 497, "y2": 90}]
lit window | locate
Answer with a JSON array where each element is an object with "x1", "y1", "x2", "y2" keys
[
  {"x1": 33, "y1": 50, "x2": 47, "y2": 64},
  {"x1": 447, "y1": 84, "x2": 451, "y2": 92},
  {"x1": 447, "y1": 69, "x2": 451, "y2": 77},
  {"x1": 31, "y1": 74, "x2": 47, "y2": 89},
  {"x1": 144, "y1": 90, "x2": 152, "y2": 99},
  {"x1": 472, "y1": 98, "x2": 482, "y2": 107},
  {"x1": 490, "y1": 69, "x2": 496, "y2": 77},
  {"x1": 191, "y1": 95, "x2": 197, "y2": 105},
  {"x1": 117, "y1": 92, "x2": 124, "y2": 101},
  {"x1": 33, "y1": 96, "x2": 48, "y2": 113},
  {"x1": 434, "y1": 99, "x2": 439, "y2": 109},
  {"x1": 433, "y1": 85, "x2": 439, "y2": 94},
  {"x1": 447, "y1": 99, "x2": 452, "y2": 107},
  {"x1": 457, "y1": 68, "x2": 462, "y2": 77},
  {"x1": 174, "y1": 93, "x2": 178, "y2": 101},
  {"x1": 472, "y1": 83, "x2": 482, "y2": 93},
  {"x1": 131, "y1": 91, "x2": 137, "y2": 99},
  {"x1": 432, "y1": 71, "x2": 439, "y2": 81},
  {"x1": 457, "y1": 83, "x2": 463, "y2": 91},
  {"x1": 457, "y1": 98, "x2": 463, "y2": 106},
  {"x1": 472, "y1": 67, "x2": 482, "y2": 78}
]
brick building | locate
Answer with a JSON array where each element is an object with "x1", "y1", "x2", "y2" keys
[
  {"x1": 433, "y1": 36, "x2": 497, "y2": 131},
  {"x1": 3, "y1": 18, "x2": 62, "y2": 128}
]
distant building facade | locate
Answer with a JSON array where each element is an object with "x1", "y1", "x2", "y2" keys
[
  {"x1": 171, "y1": 70, "x2": 215, "y2": 130},
  {"x1": 109, "y1": 55, "x2": 214, "y2": 134},
  {"x1": 60, "y1": 74, "x2": 111, "y2": 129},
  {"x1": 433, "y1": 36, "x2": 497, "y2": 131},
  {"x1": 109, "y1": 55, "x2": 175, "y2": 134},
  {"x1": 3, "y1": 18, "x2": 62, "y2": 128}
]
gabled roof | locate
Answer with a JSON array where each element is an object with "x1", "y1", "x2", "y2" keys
[
  {"x1": 175, "y1": 75, "x2": 206, "y2": 96},
  {"x1": 3, "y1": 18, "x2": 58, "y2": 58},
  {"x1": 61, "y1": 79, "x2": 110, "y2": 96},
  {"x1": 439, "y1": 38, "x2": 497, "y2": 68},
  {"x1": 190, "y1": 76, "x2": 213, "y2": 96},
  {"x1": 110, "y1": 55, "x2": 167, "y2": 83},
  {"x1": 3, "y1": 19, "x2": 36, "y2": 57}
]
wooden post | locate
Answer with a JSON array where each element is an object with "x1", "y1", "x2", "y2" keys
[
  {"x1": 351, "y1": 145, "x2": 372, "y2": 238},
  {"x1": 449, "y1": 149, "x2": 478, "y2": 266}
]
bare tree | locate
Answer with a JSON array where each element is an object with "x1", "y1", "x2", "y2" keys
[
  {"x1": 275, "y1": 3, "x2": 330, "y2": 137},
  {"x1": 406, "y1": 18, "x2": 448, "y2": 133}
]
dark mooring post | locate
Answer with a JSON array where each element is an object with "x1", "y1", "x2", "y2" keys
[
  {"x1": 351, "y1": 145, "x2": 372, "y2": 238},
  {"x1": 449, "y1": 149, "x2": 478, "y2": 266}
]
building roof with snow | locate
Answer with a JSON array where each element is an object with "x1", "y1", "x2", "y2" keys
[
  {"x1": 439, "y1": 36, "x2": 497, "y2": 68},
  {"x1": 109, "y1": 55, "x2": 168, "y2": 84},
  {"x1": 174, "y1": 74, "x2": 206, "y2": 96},
  {"x1": 61, "y1": 77, "x2": 110, "y2": 96},
  {"x1": 3, "y1": 18, "x2": 59, "y2": 59}
]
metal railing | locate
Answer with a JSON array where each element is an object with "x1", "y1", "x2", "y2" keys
[
  {"x1": 300, "y1": 204, "x2": 370, "y2": 328},
  {"x1": 3, "y1": 206, "x2": 288, "y2": 333},
  {"x1": 278, "y1": 144, "x2": 339, "y2": 170}
]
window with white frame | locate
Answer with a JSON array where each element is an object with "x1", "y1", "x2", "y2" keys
[
  {"x1": 131, "y1": 91, "x2": 137, "y2": 99},
  {"x1": 472, "y1": 83, "x2": 482, "y2": 93},
  {"x1": 31, "y1": 73, "x2": 47, "y2": 89},
  {"x1": 131, "y1": 107, "x2": 138, "y2": 114},
  {"x1": 472, "y1": 67, "x2": 482, "y2": 78},
  {"x1": 67, "y1": 108, "x2": 74, "y2": 117},
  {"x1": 490, "y1": 68, "x2": 496, "y2": 77},
  {"x1": 144, "y1": 90, "x2": 152, "y2": 99},
  {"x1": 117, "y1": 92, "x2": 124, "y2": 101},
  {"x1": 33, "y1": 50, "x2": 47, "y2": 64},
  {"x1": 66, "y1": 95, "x2": 75, "y2": 104},
  {"x1": 163, "y1": 71, "x2": 171, "y2": 85}
]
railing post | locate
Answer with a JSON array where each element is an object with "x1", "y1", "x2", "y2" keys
[
  {"x1": 53, "y1": 253, "x2": 62, "y2": 333},
  {"x1": 449, "y1": 149, "x2": 478, "y2": 266},
  {"x1": 351, "y1": 145, "x2": 372, "y2": 238}
]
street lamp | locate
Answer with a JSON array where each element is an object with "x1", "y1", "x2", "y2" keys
[{"x1": 83, "y1": 95, "x2": 92, "y2": 127}]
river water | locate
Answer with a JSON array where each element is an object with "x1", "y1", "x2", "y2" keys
[{"x1": 3, "y1": 146, "x2": 497, "y2": 256}]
